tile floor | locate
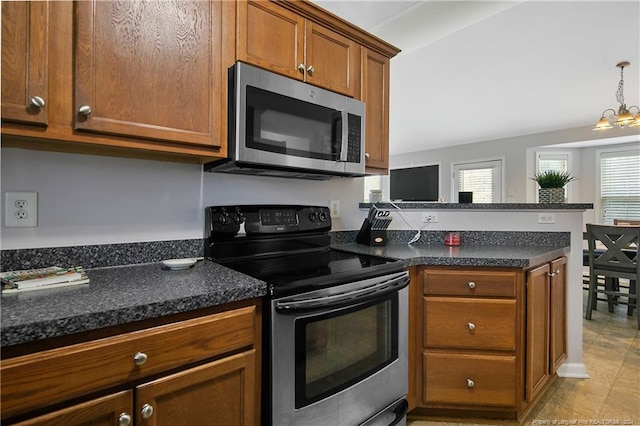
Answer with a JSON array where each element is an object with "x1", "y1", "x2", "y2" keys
[{"x1": 408, "y1": 292, "x2": 639, "y2": 426}]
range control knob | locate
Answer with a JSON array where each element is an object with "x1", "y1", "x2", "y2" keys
[
  {"x1": 308, "y1": 211, "x2": 318, "y2": 221},
  {"x1": 318, "y1": 211, "x2": 328, "y2": 222},
  {"x1": 218, "y1": 210, "x2": 231, "y2": 225},
  {"x1": 232, "y1": 212, "x2": 245, "y2": 224}
]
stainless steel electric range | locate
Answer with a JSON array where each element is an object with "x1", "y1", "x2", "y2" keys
[{"x1": 205, "y1": 204, "x2": 409, "y2": 426}]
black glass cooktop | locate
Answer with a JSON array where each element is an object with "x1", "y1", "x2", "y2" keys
[{"x1": 219, "y1": 248, "x2": 405, "y2": 298}]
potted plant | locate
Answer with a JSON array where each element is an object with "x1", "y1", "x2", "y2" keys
[{"x1": 531, "y1": 170, "x2": 577, "y2": 203}]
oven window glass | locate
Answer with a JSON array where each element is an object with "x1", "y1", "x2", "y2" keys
[
  {"x1": 294, "y1": 294, "x2": 398, "y2": 408},
  {"x1": 245, "y1": 86, "x2": 341, "y2": 161}
]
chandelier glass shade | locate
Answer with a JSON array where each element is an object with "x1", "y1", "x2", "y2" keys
[{"x1": 594, "y1": 61, "x2": 640, "y2": 130}]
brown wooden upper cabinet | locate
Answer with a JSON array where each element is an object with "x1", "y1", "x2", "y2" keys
[
  {"x1": 362, "y1": 49, "x2": 390, "y2": 173},
  {"x1": 1, "y1": 1, "x2": 49, "y2": 126},
  {"x1": 237, "y1": 0, "x2": 359, "y2": 98},
  {"x1": 1, "y1": 0, "x2": 398, "y2": 167},
  {"x1": 74, "y1": 0, "x2": 225, "y2": 148}
]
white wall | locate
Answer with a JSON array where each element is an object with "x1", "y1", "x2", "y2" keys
[
  {"x1": 390, "y1": 126, "x2": 639, "y2": 211},
  {"x1": 0, "y1": 148, "x2": 365, "y2": 249}
]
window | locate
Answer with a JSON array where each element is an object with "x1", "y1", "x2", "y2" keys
[
  {"x1": 600, "y1": 150, "x2": 640, "y2": 225},
  {"x1": 452, "y1": 159, "x2": 502, "y2": 203},
  {"x1": 535, "y1": 152, "x2": 571, "y2": 202},
  {"x1": 363, "y1": 175, "x2": 382, "y2": 202}
]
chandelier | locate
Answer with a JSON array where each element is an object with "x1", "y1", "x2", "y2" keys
[{"x1": 593, "y1": 61, "x2": 640, "y2": 130}]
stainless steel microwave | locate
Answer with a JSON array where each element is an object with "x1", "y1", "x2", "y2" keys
[{"x1": 205, "y1": 62, "x2": 366, "y2": 179}]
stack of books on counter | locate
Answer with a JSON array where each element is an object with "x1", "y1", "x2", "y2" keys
[{"x1": 1, "y1": 266, "x2": 89, "y2": 293}]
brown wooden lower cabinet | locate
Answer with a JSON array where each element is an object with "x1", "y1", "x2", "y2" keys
[
  {"x1": 1, "y1": 301, "x2": 261, "y2": 426},
  {"x1": 136, "y1": 350, "x2": 256, "y2": 426},
  {"x1": 409, "y1": 258, "x2": 566, "y2": 421}
]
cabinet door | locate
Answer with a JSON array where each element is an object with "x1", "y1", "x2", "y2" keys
[
  {"x1": 362, "y1": 48, "x2": 390, "y2": 172},
  {"x1": 526, "y1": 264, "x2": 551, "y2": 403},
  {"x1": 10, "y1": 391, "x2": 132, "y2": 426},
  {"x1": 1, "y1": 1, "x2": 49, "y2": 125},
  {"x1": 237, "y1": 0, "x2": 305, "y2": 81},
  {"x1": 549, "y1": 257, "x2": 567, "y2": 373},
  {"x1": 304, "y1": 22, "x2": 359, "y2": 97},
  {"x1": 74, "y1": 0, "x2": 224, "y2": 148},
  {"x1": 135, "y1": 350, "x2": 256, "y2": 426}
]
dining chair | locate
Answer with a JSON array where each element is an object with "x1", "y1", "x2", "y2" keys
[{"x1": 585, "y1": 223, "x2": 639, "y2": 329}]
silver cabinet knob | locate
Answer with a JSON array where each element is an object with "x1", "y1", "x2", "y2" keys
[
  {"x1": 78, "y1": 105, "x2": 92, "y2": 115},
  {"x1": 133, "y1": 352, "x2": 148, "y2": 366},
  {"x1": 467, "y1": 281, "x2": 476, "y2": 289},
  {"x1": 547, "y1": 269, "x2": 560, "y2": 277},
  {"x1": 467, "y1": 378, "x2": 475, "y2": 388},
  {"x1": 467, "y1": 322, "x2": 476, "y2": 331},
  {"x1": 365, "y1": 152, "x2": 370, "y2": 158},
  {"x1": 140, "y1": 403, "x2": 154, "y2": 419},
  {"x1": 30, "y1": 96, "x2": 45, "y2": 108},
  {"x1": 307, "y1": 65, "x2": 314, "y2": 75},
  {"x1": 118, "y1": 413, "x2": 132, "y2": 426},
  {"x1": 298, "y1": 63, "x2": 305, "y2": 74}
]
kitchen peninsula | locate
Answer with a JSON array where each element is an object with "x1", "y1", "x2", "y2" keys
[{"x1": 339, "y1": 202, "x2": 592, "y2": 420}]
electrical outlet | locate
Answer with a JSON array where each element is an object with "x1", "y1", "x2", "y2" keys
[
  {"x1": 422, "y1": 212, "x2": 438, "y2": 223},
  {"x1": 329, "y1": 200, "x2": 340, "y2": 219},
  {"x1": 5, "y1": 192, "x2": 38, "y2": 227},
  {"x1": 537, "y1": 213, "x2": 555, "y2": 224}
]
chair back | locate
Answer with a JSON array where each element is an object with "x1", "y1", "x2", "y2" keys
[
  {"x1": 586, "y1": 224, "x2": 639, "y2": 280},
  {"x1": 614, "y1": 219, "x2": 640, "y2": 226}
]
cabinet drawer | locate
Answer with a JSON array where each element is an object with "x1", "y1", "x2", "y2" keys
[
  {"x1": 424, "y1": 269, "x2": 517, "y2": 297},
  {"x1": 423, "y1": 352, "x2": 516, "y2": 407},
  {"x1": 424, "y1": 297, "x2": 516, "y2": 351},
  {"x1": 1, "y1": 306, "x2": 256, "y2": 419}
]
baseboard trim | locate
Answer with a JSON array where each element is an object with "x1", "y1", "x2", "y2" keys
[{"x1": 556, "y1": 362, "x2": 589, "y2": 378}]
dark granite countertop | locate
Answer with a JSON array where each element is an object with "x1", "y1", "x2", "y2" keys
[
  {"x1": 1, "y1": 260, "x2": 267, "y2": 348},
  {"x1": 359, "y1": 202, "x2": 593, "y2": 210},
  {"x1": 332, "y1": 243, "x2": 569, "y2": 268},
  {"x1": 1, "y1": 236, "x2": 569, "y2": 348}
]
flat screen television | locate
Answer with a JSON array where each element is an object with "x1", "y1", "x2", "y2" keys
[{"x1": 390, "y1": 165, "x2": 439, "y2": 201}]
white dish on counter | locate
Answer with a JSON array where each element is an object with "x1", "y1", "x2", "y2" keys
[{"x1": 162, "y1": 258, "x2": 198, "y2": 270}]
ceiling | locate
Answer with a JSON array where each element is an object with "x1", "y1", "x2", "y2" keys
[{"x1": 312, "y1": 0, "x2": 640, "y2": 156}]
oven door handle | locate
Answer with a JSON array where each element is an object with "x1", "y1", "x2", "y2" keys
[{"x1": 275, "y1": 271, "x2": 409, "y2": 312}]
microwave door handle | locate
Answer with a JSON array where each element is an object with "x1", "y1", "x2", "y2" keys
[{"x1": 338, "y1": 110, "x2": 349, "y2": 162}]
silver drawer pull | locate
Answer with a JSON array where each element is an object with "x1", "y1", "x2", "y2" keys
[
  {"x1": 140, "y1": 403, "x2": 154, "y2": 419},
  {"x1": 467, "y1": 322, "x2": 476, "y2": 331},
  {"x1": 467, "y1": 378, "x2": 475, "y2": 388},
  {"x1": 467, "y1": 281, "x2": 476, "y2": 289},
  {"x1": 118, "y1": 413, "x2": 132, "y2": 426},
  {"x1": 133, "y1": 351, "x2": 148, "y2": 366}
]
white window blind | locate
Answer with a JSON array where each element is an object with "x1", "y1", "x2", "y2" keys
[
  {"x1": 600, "y1": 150, "x2": 640, "y2": 225},
  {"x1": 453, "y1": 159, "x2": 502, "y2": 203},
  {"x1": 537, "y1": 153, "x2": 568, "y2": 173}
]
